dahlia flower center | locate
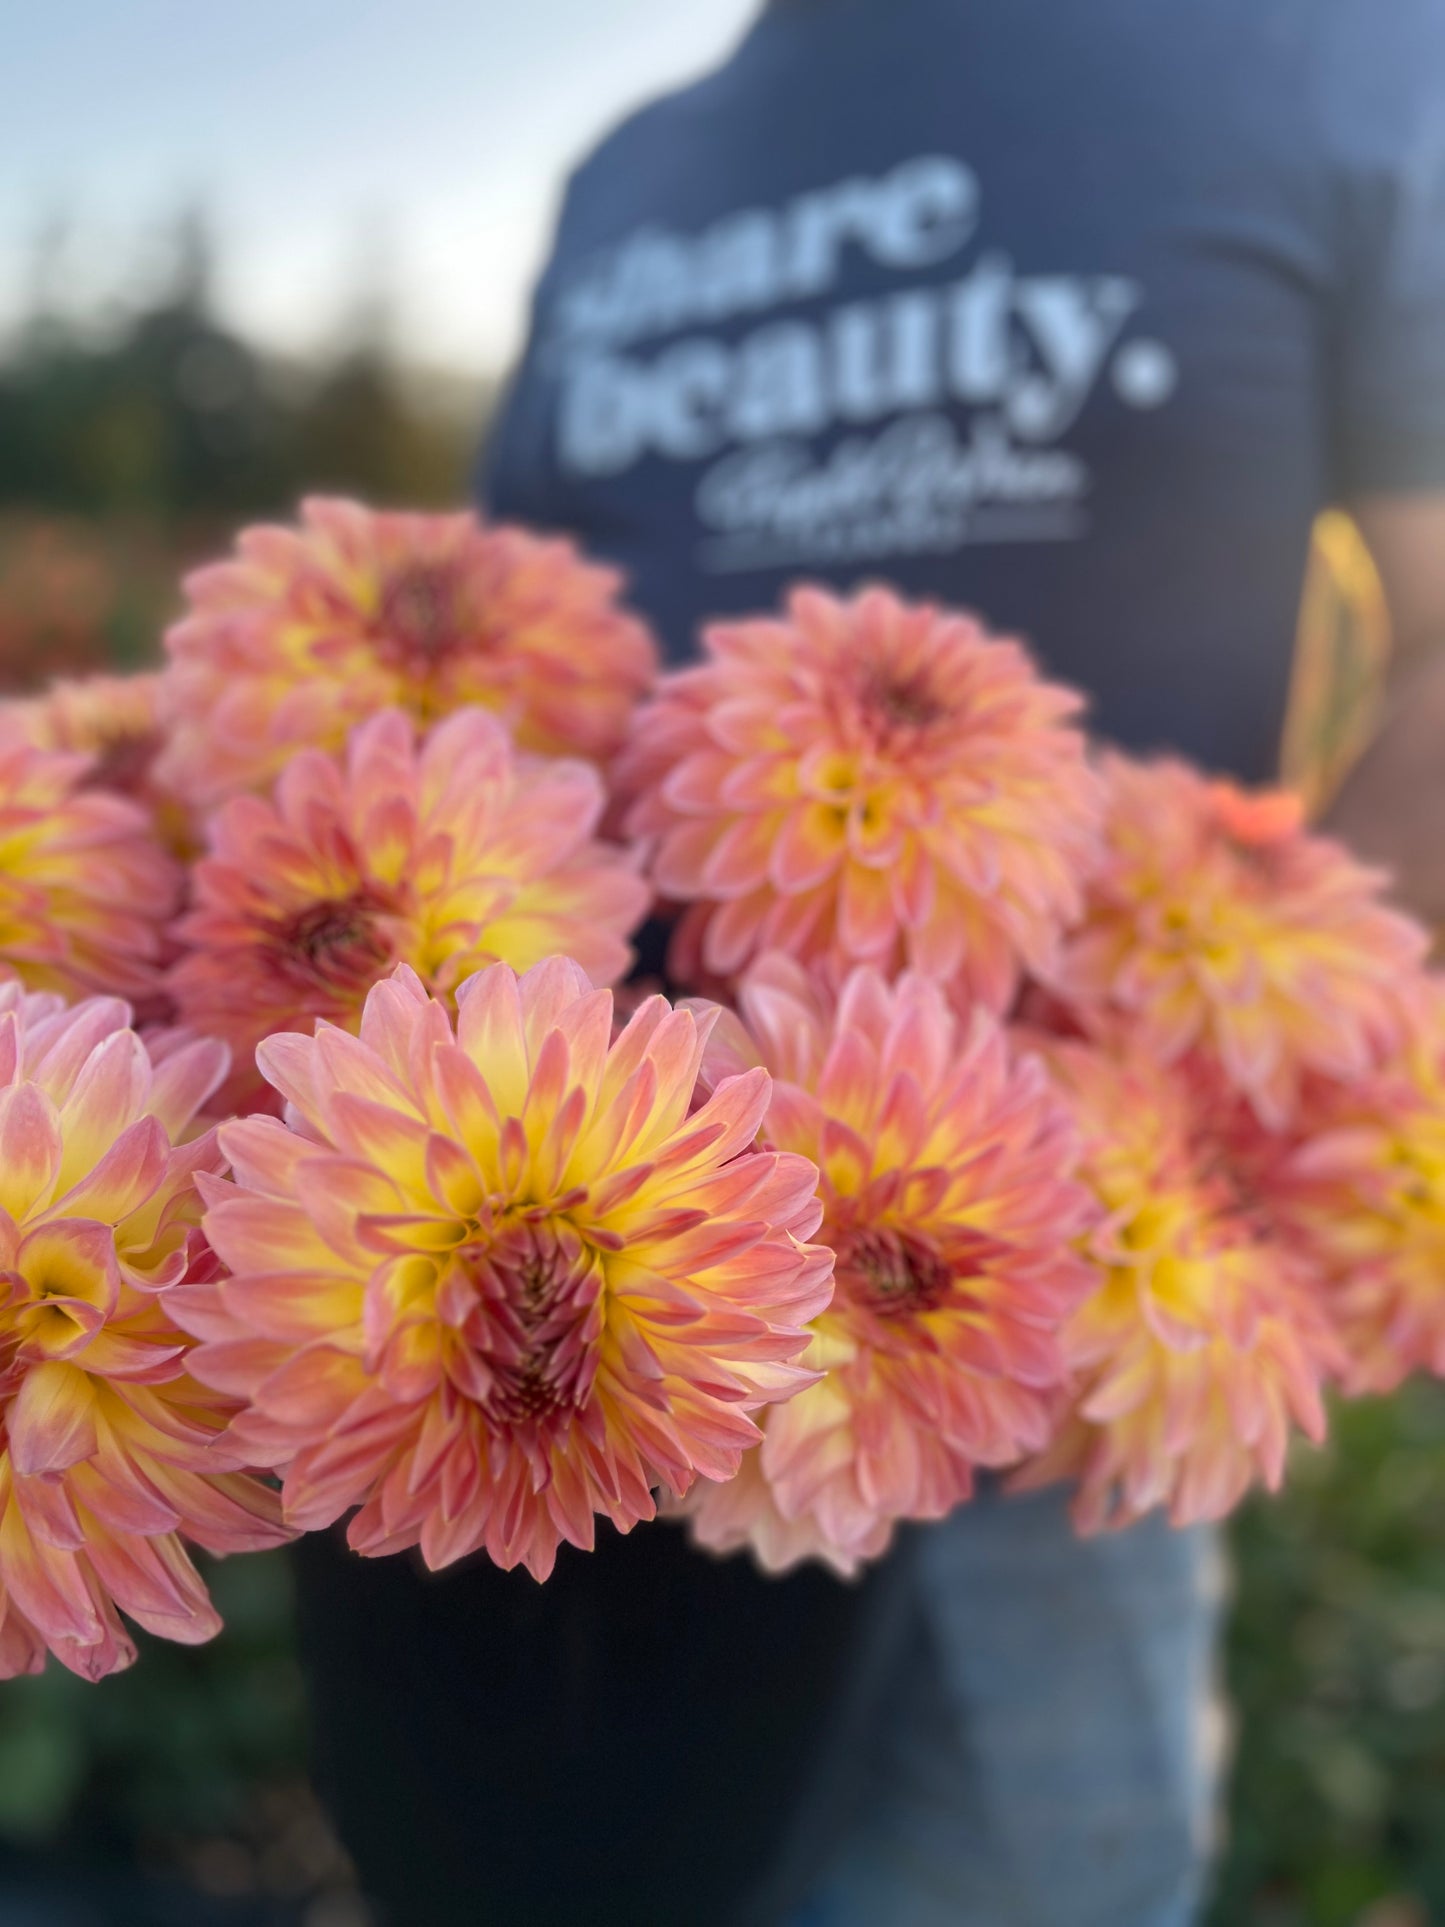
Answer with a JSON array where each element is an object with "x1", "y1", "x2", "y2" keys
[
  {"x1": 1395, "y1": 1138, "x2": 1445, "y2": 1221},
  {"x1": 838, "y1": 1228, "x2": 953, "y2": 1319},
  {"x1": 81, "y1": 729, "x2": 163, "y2": 798},
  {"x1": 0, "y1": 1283, "x2": 31, "y2": 1394},
  {"x1": 0, "y1": 1252, "x2": 105, "y2": 1359},
  {"x1": 450, "y1": 1218, "x2": 604, "y2": 1427},
  {"x1": 374, "y1": 563, "x2": 473, "y2": 675},
  {"x1": 270, "y1": 891, "x2": 396, "y2": 991},
  {"x1": 857, "y1": 666, "x2": 952, "y2": 748}
]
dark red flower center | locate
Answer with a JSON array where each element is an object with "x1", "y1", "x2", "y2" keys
[
  {"x1": 838, "y1": 1227, "x2": 953, "y2": 1319},
  {"x1": 373, "y1": 562, "x2": 475, "y2": 674},
  {"x1": 80, "y1": 728, "x2": 164, "y2": 800},
  {"x1": 270, "y1": 889, "x2": 396, "y2": 994},
  {"x1": 451, "y1": 1220, "x2": 603, "y2": 1427},
  {"x1": 855, "y1": 665, "x2": 953, "y2": 752}
]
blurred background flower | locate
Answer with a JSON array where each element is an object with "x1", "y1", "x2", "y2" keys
[
  {"x1": 678, "y1": 959, "x2": 1092, "y2": 1572},
  {"x1": 620, "y1": 586, "x2": 1100, "y2": 1006},
  {"x1": 168, "y1": 706, "x2": 648, "y2": 1108},
  {"x1": 158, "y1": 502, "x2": 656, "y2": 807}
]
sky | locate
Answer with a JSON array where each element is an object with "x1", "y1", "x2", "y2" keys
[{"x1": 0, "y1": 0, "x2": 757, "y2": 374}]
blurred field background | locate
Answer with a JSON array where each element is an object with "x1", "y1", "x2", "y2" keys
[{"x1": 0, "y1": 219, "x2": 1440, "y2": 1927}]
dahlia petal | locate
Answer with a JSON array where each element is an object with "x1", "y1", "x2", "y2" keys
[
  {"x1": 204, "y1": 1196, "x2": 343, "y2": 1279},
  {"x1": 78, "y1": 1331, "x2": 188, "y2": 1382},
  {"x1": 48, "y1": 1617, "x2": 139, "y2": 1683},
  {"x1": 217, "y1": 1114, "x2": 311, "y2": 1199},
  {"x1": 0, "y1": 1502, "x2": 106, "y2": 1649},
  {"x1": 144, "y1": 1035, "x2": 231, "y2": 1138},
  {"x1": 83, "y1": 1528, "x2": 216, "y2": 1638},
  {"x1": 0, "y1": 1082, "x2": 64, "y2": 1224},
  {"x1": 837, "y1": 862, "x2": 896, "y2": 961},
  {"x1": 8, "y1": 1364, "x2": 97, "y2": 1478},
  {"x1": 255, "y1": 1346, "x2": 370, "y2": 1433},
  {"x1": 50, "y1": 1115, "x2": 168, "y2": 1224},
  {"x1": 455, "y1": 963, "x2": 533, "y2": 1117},
  {"x1": 143, "y1": 1467, "x2": 288, "y2": 1554},
  {"x1": 250, "y1": 1029, "x2": 320, "y2": 1118},
  {"x1": 53, "y1": 1031, "x2": 153, "y2": 1192},
  {"x1": 65, "y1": 1455, "x2": 181, "y2": 1539}
]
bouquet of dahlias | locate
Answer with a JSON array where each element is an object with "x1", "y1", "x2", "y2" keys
[{"x1": 1, "y1": 495, "x2": 1441, "y2": 1678}]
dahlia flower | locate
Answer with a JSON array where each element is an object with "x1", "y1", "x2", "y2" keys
[
  {"x1": 1264, "y1": 984, "x2": 1445, "y2": 1395},
  {"x1": 673, "y1": 1438, "x2": 890, "y2": 1579},
  {"x1": 1017, "y1": 1042, "x2": 1343, "y2": 1532},
  {"x1": 676, "y1": 958, "x2": 1093, "y2": 1574},
  {"x1": 4, "y1": 671, "x2": 195, "y2": 858},
  {"x1": 0, "y1": 985, "x2": 286, "y2": 1679},
  {"x1": 168, "y1": 707, "x2": 649, "y2": 1103},
  {"x1": 0, "y1": 734, "x2": 179, "y2": 1002},
  {"x1": 1049, "y1": 755, "x2": 1427, "y2": 1126},
  {"x1": 617, "y1": 586, "x2": 1103, "y2": 1008},
  {"x1": 181, "y1": 958, "x2": 832, "y2": 1581},
  {"x1": 8, "y1": 667, "x2": 159, "y2": 770},
  {"x1": 156, "y1": 498, "x2": 657, "y2": 806}
]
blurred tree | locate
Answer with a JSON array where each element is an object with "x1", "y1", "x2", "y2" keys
[
  {"x1": 0, "y1": 214, "x2": 490, "y2": 690},
  {"x1": 0, "y1": 210, "x2": 280, "y2": 516},
  {"x1": 0, "y1": 208, "x2": 485, "y2": 526},
  {"x1": 296, "y1": 213, "x2": 487, "y2": 507}
]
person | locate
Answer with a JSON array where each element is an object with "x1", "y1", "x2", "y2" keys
[{"x1": 295, "y1": 2, "x2": 1445, "y2": 1921}]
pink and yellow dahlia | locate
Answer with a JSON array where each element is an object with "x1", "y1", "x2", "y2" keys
[
  {"x1": 1048, "y1": 755, "x2": 1428, "y2": 1126},
  {"x1": 673, "y1": 1440, "x2": 891, "y2": 1579},
  {"x1": 0, "y1": 985, "x2": 286, "y2": 1679},
  {"x1": 617, "y1": 586, "x2": 1103, "y2": 1009},
  {"x1": 181, "y1": 958, "x2": 833, "y2": 1581},
  {"x1": 4, "y1": 671, "x2": 195, "y2": 858},
  {"x1": 1017, "y1": 1042, "x2": 1342, "y2": 1532},
  {"x1": 156, "y1": 498, "x2": 658, "y2": 806},
  {"x1": 677, "y1": 958, "x2": 1093, "y2": 1574},
  {"x1": 0, "y1": 734, "x2": 179, "y2": 1002},
  {"x1": 168, "y1": 707, "x2": 649, "y2": 1105},
  {"x1": 1264, "y1": 983, "x2": 1445, "y2": 1394},
  {"x1": 8, "y1": 670, "x2": 162, "y2": 782}
]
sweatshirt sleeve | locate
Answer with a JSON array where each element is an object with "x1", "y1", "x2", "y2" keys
[{"x1": 1321, "y1": 0, "x2": 1445, "y2": 497}]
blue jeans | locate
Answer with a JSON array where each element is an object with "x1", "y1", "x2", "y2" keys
[{"x1": 784, "y1": 1486, "x2": 1225, "y2": 1927}]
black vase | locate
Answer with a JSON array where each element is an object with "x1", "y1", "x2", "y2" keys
[{"x1": 292, "y1": 1520, "x2": 901, "y2": 1927}]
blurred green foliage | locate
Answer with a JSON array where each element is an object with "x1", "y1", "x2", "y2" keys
[
  {"x1": 1207, "y1": 1381, "x2": 1445, "y2": 1926},
  {"x1": 0, "y1": 513, "x2": 188, "y2": 688},
  {"x1": 0, "y1": 1554, "x2": 304, "y2": 1858},
  {"x1": 0, "y1": 217, "x2": 485, "y2": 526}
]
